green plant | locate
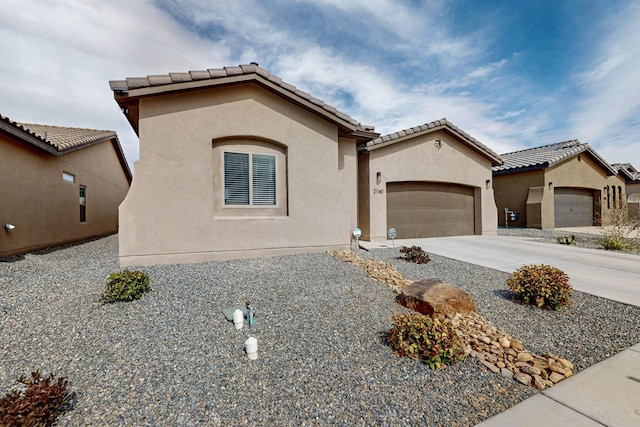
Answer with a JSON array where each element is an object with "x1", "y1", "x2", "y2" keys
[
  {"x1": 99, "y1": 269, "x2": 151, "y2": 303},
  {"x1": 598, "y1": 235, "x2": 637, "y2": 251},
  {"x1": 399, "y1": 245, "x2": 431, "y2": 264},
  {"x1": 556, "y1": 234, "x2": 577, "y2": 245},
  {"x1": 385, "y1": 313, "x2": 465, "y2": 369},
  {"x1": 507, "y1": 264, "x2": 572, "y2": 310},
  {"x1": 0, "y1": 371, "x2": 71, "y2": 426}
]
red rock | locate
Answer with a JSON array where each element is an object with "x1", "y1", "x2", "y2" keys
[{"x1": 397, "y1": 278, "x2": 476, "y2": 316}]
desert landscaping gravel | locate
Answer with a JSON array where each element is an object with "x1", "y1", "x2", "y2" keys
[{"x1": 1, "y1": 230, "x2": 639, "y2": 426}]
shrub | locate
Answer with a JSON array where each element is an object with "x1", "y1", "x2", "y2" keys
[
  {"x1": 385, "y1": 313, "x2": 465, "y2": 369},
  {"x1": 556, "y1": 234, "x2": 576, "y2": 245},
  {"x1": 100, "y1": 270, "x2": 151, "y2": 303},
  {"x1": 399, "y1": 245, "x2": 431, "y2": 264},
  {"x1": 507, "y1": 264, "x2": 572, "y2": 310},
  {"x1": 598, "y1": 235, "x2": 637, "y2": 251},
  {"x1": 0, "y1": 371, "x2": 71, "y2": 426}
]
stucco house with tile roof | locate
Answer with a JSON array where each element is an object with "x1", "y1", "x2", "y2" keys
[
  {"x1": 612, "y1": 163, "x2": 640, "y2": 221},
  {"x1": 110, "y1": 63, "x2": 378, "y2": 266},
  {"x1": 0, "y1": 114, "x2": 131, "y2": 258},
  {"x1": 358, "y1": 119, "x2": 503, "y2": 241},
  {"x1": 492, "y1": 140, "x2": 625, "y2": 229}
]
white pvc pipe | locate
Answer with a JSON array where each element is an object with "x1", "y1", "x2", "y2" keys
[
  {"x1": 233, "y1": 309, "x2": 244, "y2": 330},
  {"x1": 245, "y1": 337, "x2": 258, "y2": 360}
]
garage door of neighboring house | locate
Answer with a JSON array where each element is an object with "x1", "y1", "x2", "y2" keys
[
  {"x1": 554, "y1": 188, "x2": 594, "y2": 227},
  {"x1": 386, "y1": 182, "x2": 475, "y2": 238}
]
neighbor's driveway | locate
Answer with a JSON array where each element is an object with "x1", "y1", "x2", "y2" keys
[{"x1": 363, "y1": 235, "x2": 640, "y2": 307}]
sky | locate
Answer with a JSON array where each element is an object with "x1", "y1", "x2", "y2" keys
[{"x1": 2, "y1": 0, "x2": 639, "y2": 172}]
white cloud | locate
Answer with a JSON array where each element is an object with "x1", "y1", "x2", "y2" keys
[
  {"x1": 569, "y1": 1, "x2": 640, "y2": 166},
  {"x1": 0, "y1": 0, "x2": 232, "y2": 169}
]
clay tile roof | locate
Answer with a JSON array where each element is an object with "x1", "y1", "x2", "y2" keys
[
  {"x1": 109, "y1": 63, "x2": 362, "y2": 129},
  {"x1": 1, "y1": 114, "x2": 132, "y2": 182},
  {"x1": 611, "y1": 163, "x2": 639, "y2": 181},
  {"x1": 493, "y1": 140, "x2": 617, "y2": 175},
  {"x1": 361, "y1": 118, "x2": 502, "y2": 165},
  {"x1": 17, "y1": 122, "x2": 117, "y2": 151}
]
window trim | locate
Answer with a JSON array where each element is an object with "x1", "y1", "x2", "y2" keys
[{"x1": 213, "y1": 137, "x2": 288, "y2": 218}]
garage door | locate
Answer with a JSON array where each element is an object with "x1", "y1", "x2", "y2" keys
[
  {"x1": 386, "y1": 182, "x2": 475, "y2": 238},
  {"x1": 554, "y1": 188, "x2": 593, "y2": 227}
]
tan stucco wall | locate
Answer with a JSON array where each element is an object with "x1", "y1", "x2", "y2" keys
[
  {"x1": 493, "y1": 170, "x2": 544, "y2": 228},
  {"x1": 0, "y1": 135, "x2": 130, "y2": 257},
  {"x1": 119, "y1": 83, "x2": 359, "y2": 265},
  {"x1": 493, "y1": 155, "x2": 626, "y2": 229},
  {"x1": 359, "y1": 130, "x2": 498, "y2": 241}
]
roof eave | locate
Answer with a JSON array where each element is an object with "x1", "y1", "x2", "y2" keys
[
  {"x1": 363, "y1": 124, "x2": 503, "y2": 166},
  {"x1": 0, "y1": 119, "x2": 58, "y2": 155},
  {"x1": 111, "y1": 74, "x2": 359, "y2": 134}
]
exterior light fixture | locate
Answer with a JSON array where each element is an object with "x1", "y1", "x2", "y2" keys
[
  {"x1": 485, "y1": 179, "x2": 491, "y2": 189},
  {"x1": 376, "y1": 172, "x2": 382, "y2": 184},
  {"x1": 434, "y1": 139, "x2": 442, "y2": 150},
  {"x1": 549, "y1": 182, "x2": 553, "y2": 190},
  {"x1": 3, "y1": 223, "x2": 16, "y2": 232}
]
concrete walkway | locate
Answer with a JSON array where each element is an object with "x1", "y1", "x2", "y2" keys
[
  {"x1": 361, "y1": 234, "x2": 640, "y2": 307},
  {"x1": 360, "y1": 232, "x2": 640, "y2": 426}
]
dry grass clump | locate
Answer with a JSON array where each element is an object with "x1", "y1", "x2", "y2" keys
[{"x1": 328, "y1": 250, "x2": 412, "y2": 292}]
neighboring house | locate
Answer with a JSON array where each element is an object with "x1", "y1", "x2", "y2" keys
[
  {"x1": 109, "y1": 63, "x2": 378, "y2": 266},
  {"x1": 0, "y1": 114, "x2": 132, "y2": 258},
  {"x1": 493, "y1": 140, "x2": 625, "y2": 229},
  {"x1": 358, "y1": 119, "x2": 503, "y2": 241},
  {"x1": 612, "y1": 163, "x2": 640, "y2": 220}
]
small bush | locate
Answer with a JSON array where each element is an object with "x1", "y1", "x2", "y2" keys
[
  {"x1": 100, "y1": 270, "x2": 150, "y2": 303},
  {"x1": 556, "y1": 234, "x2": 576, "y2": 245},
  {"x1": 0, "y1": 371, "x2": 71, "y2": 426},
  {"x1": 507, "y1": 264, "x2": 572, "y2": 310},
  {"x1": 399, "y1": 245, "x2": 431, "y2": 264},
  {"x1": 598, "y1": 235, "x2": 637, "y2": 251},
  {"x1": 385, "y1": 313, "x2": 465, "y2": 369}
]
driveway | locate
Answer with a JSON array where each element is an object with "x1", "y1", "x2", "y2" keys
[{"x1": 362, "y1": 235, "x2": 640, "y2": 307}]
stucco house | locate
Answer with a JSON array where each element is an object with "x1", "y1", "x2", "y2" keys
[
  {"x1": 110, "y1": 63, "x2": 378, "y2": 266},
  {"x1": 612, "y1": 163, "x2": 640, "y2": 220},
  {"x1": 0, "y1": 114, "x2": 131, "y2": 258},
  {"x1": 357, "y1": 119, "x2": 503, "y2": 241},
  {"x1": 492, "y1": 140, "x2": 625, "y2": 229}
]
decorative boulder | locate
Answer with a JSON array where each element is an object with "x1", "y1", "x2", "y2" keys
[{"x1": 397, "y1": 278, "x2": 476, "y2": 316}]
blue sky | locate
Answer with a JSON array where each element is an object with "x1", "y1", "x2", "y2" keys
[{"x1": 2, "y1": 0, "x2": 639, "y2": 171}]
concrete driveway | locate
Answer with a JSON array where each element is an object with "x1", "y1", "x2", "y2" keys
[{"x1": 362, "y1": 235, "x2": 640, "y2": 307}]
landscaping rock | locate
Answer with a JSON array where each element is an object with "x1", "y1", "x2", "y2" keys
[{"x1": 397, "y1": 278, "x2": 476, "y2": 316}]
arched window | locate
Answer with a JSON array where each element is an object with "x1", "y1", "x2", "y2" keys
[{"x1": 213, "y1": 137, "x2": 287, "y2": 217}]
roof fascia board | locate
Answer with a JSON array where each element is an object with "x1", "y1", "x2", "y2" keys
[
  {"x1": 0, "y1": 121, "x2": 58, "y2": 155},
  {"x1": 492, "y1": 164, "x2": 547, "y2": 175},
  {"x1": 116, "y1": 74, "x2": 358, "y2": 132}
]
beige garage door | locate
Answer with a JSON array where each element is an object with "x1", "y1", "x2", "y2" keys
[
  {"x1": 554, "y1": 188, "x2": 594, "y2": 227},
  {"x1": 386, "y1": 182, "x2": 475, "y2": 238}
]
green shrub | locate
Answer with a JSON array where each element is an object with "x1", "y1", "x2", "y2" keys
[
  {"x1": 507, "y1": 264, "x2": 572, "y2": 310},
  {"x1": 399, "y1": 245, "x2": 431, "y2": 264},
  {"x1": 0, "y1": 371, "x2": 71, "y2": 426},
  {"x1": 385, "y1": 313, "x2": 465, "y2": 369},
  {"x1": 598, "y1": 235, "x2": 637, "y2": 251},
  {"x1": 556, "y1": 234, "x2": 576, "y2": 245},
  {"x1": 100, "y1": 270, "x2": 151, "y2": 303}
]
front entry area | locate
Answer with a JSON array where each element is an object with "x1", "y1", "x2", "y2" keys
[
  {"x1": 386, "y1": 181, "x2": 475, "y2": 239},
  {"x1": 554, "y1": 187, "x2": 594, "y2": 227}
]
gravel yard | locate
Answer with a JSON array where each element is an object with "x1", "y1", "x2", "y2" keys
[{"x1": 1, "y1": 231, "x2": 640, "y2": 426}]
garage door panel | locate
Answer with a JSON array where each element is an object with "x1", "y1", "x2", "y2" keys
[
  {"x1": 387, "y1": 182, "x2": 475, "y2": 238},
  {"x1": 554, "y1": 188, "x2": 593, "y2": 227}
]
